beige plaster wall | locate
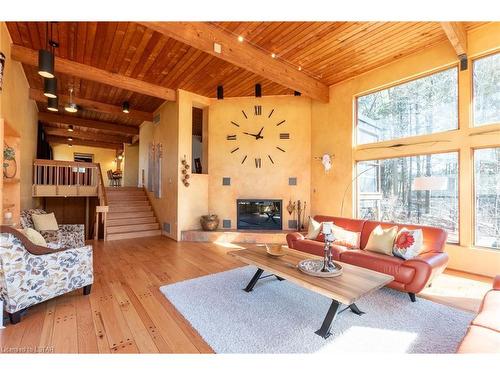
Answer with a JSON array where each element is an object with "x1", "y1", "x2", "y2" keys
[
  {"x1": 311, "y1": 23, "x2": 500, "y2": 276},
  {"x1": 0, "y1": 22, "x2": 39, "y2": 210},
  {"x1": 123, "y1": 143, "x2": 139, "y2": 187}
]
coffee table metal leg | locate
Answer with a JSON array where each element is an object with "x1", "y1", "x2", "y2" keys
[
  {"x1": 244, "y1": 268, "x2": 264, "y2": 292},
  {"x1": 315, "y1": 299, "x2": 340, "y2": 339},
  {"x1": 349, "y1": 303, "x2": 365, "y2": 315},
  {"x1": 275, "y1": 275, "x2": 285, "y2": 281}
]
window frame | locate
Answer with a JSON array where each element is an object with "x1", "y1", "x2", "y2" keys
[
  {"x1": 355, "y1": 150, "x2": 461, "y2": 244},
  {"x1": 472, "y1": 145, "x2": 500, "y2": 251},
  {"x1": 471, "y1": 50, "x2": 500, "y2": 128},
  {"x1": 354, "y1": 65, "x2": 460, "y2": 146}
]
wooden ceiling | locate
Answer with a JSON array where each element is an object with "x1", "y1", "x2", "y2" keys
[{"x1": 5, "y1": 21, "x2": 489, "y2": 149}]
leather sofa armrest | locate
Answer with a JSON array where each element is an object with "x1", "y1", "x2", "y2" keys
[
  {"x1": 402, "y1": 252, "x2": 449, "y2": 293},
  {"x1": 286, "y1": 232, "x2": 305, "y2": 249},
  {"x1": 493, "y1": 275, "x2": 500, "y2": 291}
]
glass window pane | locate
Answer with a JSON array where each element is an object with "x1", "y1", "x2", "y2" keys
[
  {"x1": 474, "y1": 148, "x2": 500, "y2": 249},
  {"x1": 357, "y1": 152, "x2": 459, "y2": 243},
  {"x1": 357, "y1": 68, "x2": 458, "y2": 145},
  {"x1": 473, "y1": 53, "x2": 500, "y2": 126}
]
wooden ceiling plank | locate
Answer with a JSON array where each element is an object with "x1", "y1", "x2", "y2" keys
[
  {"x1": 11, "y1": 44, "x2": 176, "y2": 101},
  {"x1": 43, "y1": 125, "x2": 131, "y2": 144},
  {"x1": 440, "y1": 22, "x2": 467, "y2": 56},
  {"x1": 46, "y1": 135, "x2": 123, "y2": 150},
  {"x1": 38, "y1": 112, "x2": 140, "y2": 135},
  {"x1": 29, "y1": 88, "x2": 153, "y2": 122},
  {"x1": 139, "y1": 22, "x2": 329, "y2": 102}
]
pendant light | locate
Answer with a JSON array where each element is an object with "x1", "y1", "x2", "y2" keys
[
  {"x1": 38, "y1": 22, "x2": 58, "y2": 78},
  {"x1": 65, "y1": 88, "x2": 78, "y2": 113},
  {"x1": 122, "y1": 101, "x2": 130, "y2": 114},
  {"x1": 43, "y1": 77, "x2": 57, "y2": 98},
  {"x1": 67, "y1": 125, "x2": 74, "y2": 132},
  {"x1": 47, "y1": 96, "x2": 59, "y2": 112}
]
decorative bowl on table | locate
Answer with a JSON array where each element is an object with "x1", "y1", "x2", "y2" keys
[
  {"x1": 265, "y1": 244, "x2": 286, "y2": 257},
  {"x1": 297, "y1": 259, "x2": 343, "y2": 278}
]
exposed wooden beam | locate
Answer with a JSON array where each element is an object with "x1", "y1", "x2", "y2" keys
[
  {"x1": 46, "y1": 135, "x2": 123, "y2": 150},
  {"x1": 38, "y1": 112, "x2": 139, "y2": 135},
  {"x1": 30, "y1": 89, "x2": 153, "y2": 123},
  {"x1": 11, "y1": 44, "x2": 176, "y2": 101},
  {"x1": 43, "y1": 126, "x2": 132, "y2": 144},
  {"x1": 440, "y1": 22, "x2": 467, "y2": 56},
  {"x1": 139, "y1": 22, "x2": 329, "y2": 103}
]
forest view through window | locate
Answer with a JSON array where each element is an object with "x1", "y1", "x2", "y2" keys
[
  {"x1": 473, "y1": 52, "x2": 500, "y2": 126},
  {"x1": 357, "y1": 152, "x2": 459, "y2": 243},
  {"x1": 474, "y1": 147, "x2": 500, "y2": 249},
  {"x1": 357, "y1": 68, "x2": 458, "y2": 145}
]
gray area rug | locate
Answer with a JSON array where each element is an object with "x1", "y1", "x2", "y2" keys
[{"x1": 160, "y1": 266, "x2": 473, "y2": 353}]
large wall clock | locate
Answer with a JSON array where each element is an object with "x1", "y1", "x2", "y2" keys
[{"x1": 226, "y1": 105, "x2": 289, "y2": 168}]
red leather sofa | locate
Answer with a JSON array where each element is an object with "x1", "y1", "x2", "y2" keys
[
  {"x1": 457, "y1": 276, "x2": 500, "y2": 353},
  {"x1": 287, "y1": 216, "x2": 449, "y2": 301}
]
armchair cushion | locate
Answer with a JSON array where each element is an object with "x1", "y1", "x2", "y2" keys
[
  {"x1": 32, "y1": 212, "x2": 59, "y2": 231},
  {"x1": 0, "y1": 230, "x2": 93, "y2": 314},
  {"x1": 22, "y1": 228, "x2": 48, "y2": 247}
]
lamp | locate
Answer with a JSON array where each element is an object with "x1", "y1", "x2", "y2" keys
[
  {"x1": 65, "y1": 88, "x2": 78, "y2": 113},
  {"x1": 412, "y1": 176, "x2": 448, "y2": 191},
  {"x1": 255, "y1": 83, "x2": 262, "y2": 98},
  {"x1": 294, "y1": 91, "x2": 301, "y2": 96},
  {"x1": 340, "y1": 164, "x2": 378, "y2": 217},
  {"x1": 217, "y1": 85, "x2": 224, "y2": 100},
  {"x1": 67, "y1": 125, "x2": 74, "y2": 132},
  {"x1": 122, "y1": 101, "x2": 130, "y2": 114},
  {"x1": 67, "y1": 137, "x2": 73, "y2": 142},
  {"x1": 38, "y1": 23, "x2": 58, "y2": 78},
  {"x1": 47, "y1": 96, "x2": 58, "y2": 112},
  {"x1": 43, "y1": 77, "x2": 57, "y2": 98}
]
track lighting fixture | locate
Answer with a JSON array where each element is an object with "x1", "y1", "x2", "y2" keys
[
  {"x1": 47, "y1": 96, "x2": 58, "y2": 112},
  {"x1": 65, "y1": 88, "x2": 78, "y2": 113},
  {"x1": 122, "y1": 101, "x2": 130, "y2": 114},
  {"x1": 67, "y1": 125, "x2": 74, "y2": 132},
  {"x1": 217, "y1": 85, "x2": 224, "y2": 100},
  {"x1": 255, "y1": 84, "x2": 262, "y2": 98},
  {"x1": 294, "y1": 91, "x2": 302, "y2": 96},
  {"x1": 38, "y1": 23, "x2": 58, "y2": 78},
  {"x1": 67, "y1": 137, "x2": 73, "y2": 142},
  {"x1": 43, "y1": 77, "x2": 57, "y2": 98}
]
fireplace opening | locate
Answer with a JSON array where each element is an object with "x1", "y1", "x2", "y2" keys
[{"x1": 237, "y1": 199, "x2": 282, "y2": 230}]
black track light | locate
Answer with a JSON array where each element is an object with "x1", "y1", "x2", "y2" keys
[
  {"x1": 255, "y1": 83, "x2": 262, "y2": 98},
  {"x1": 38, "y1": 49, "x2": 55, "y2": 78},
  {"x1": 122, "y1": 101, "x2": 130, "y2": 114},
  {"x1": 44, "y1": 77, "x2": 57, "y2": 98},
  {"x1": 294, "y1": 91, "x2": 302, "y2": 96},
  {"x1": 47, "y1": 96, "x2": 58, "y2": 112},
  {"x1": 217, "y1": 85, "x2": 224, "y2": 100}
]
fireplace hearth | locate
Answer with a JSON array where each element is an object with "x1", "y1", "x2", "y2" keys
[{"x1": 237, "y1": 199, "x2": 282, "y2": 230}]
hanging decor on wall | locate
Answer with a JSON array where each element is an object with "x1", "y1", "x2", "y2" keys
[
  {"x1": 314, "y1": 153, "x2": 335, "y2": 173},
  {"x1": 148, "y1": 143, "x2": 154, "y2": 192},
  {"x1": 3, "y1": 142, "x2": 17, "y2": 179},
  {"x1": 148, "y1": 142, "x2": 163, "y2": 198},
  {"x1": 0, "y1": 52, "x2": 5, "y2": 91},
  {"x1": 181, "y1": 156, "x2": 190, "y2": 187}
]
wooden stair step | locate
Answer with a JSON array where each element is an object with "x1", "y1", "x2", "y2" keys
[
  {"x1": 108, "y1": 201, "x2": 150, "y2": 207},
  {"x1": 107, "y1": 197, "x2": 148, "y2": 203},
  {"x1": 107, "y1": 211, "x2": 154, "y2": 219},
  {"x1": 107, "y1": 223, "x2": 160, "y2": 234},
  {"x1": 109, "y1": 205, "x2": 151, "y2": 213},
  {"x1": 106, "y1": 229, "x2": 162, "y2": 241},
  {"x1": 107, "y1": 216, "x2": 157, "y2": 226}
]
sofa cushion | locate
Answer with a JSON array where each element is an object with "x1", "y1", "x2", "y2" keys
[
  {"x1": 457, "y1": 325, "x2": 500, "y2": 353},
  {"x1": 472, "y1": 289, "x2": 500, "y2": 332},
  {"x1": 32, "y1": 212, "x2": 59, "y2": 231},
  {"x1": 364, "y1": 225, "x2": 398, "y2": 255},
  {"x1": 339, "y1": 249, "x2": 415, "y2": 284},
  {"x1": 21, "y1": 228, "x2": 48, "y2": 247},
  {"x1": 305, "y1": 217, "x2": 324, "y2": 240},
  {"x1": 393, "y1": 228, "x2": 424, "y2": 260},
  {"x1": 331, "y1": 224, "x2": 361, "y2": 249}
]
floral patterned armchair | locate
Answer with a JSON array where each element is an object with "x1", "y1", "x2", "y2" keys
[
  {"x1": 0, "y1": 226, "x2": 93, "y2": 324},
  {"x1": 20, "y1": 209, "x2": 85, "y2": 248}
]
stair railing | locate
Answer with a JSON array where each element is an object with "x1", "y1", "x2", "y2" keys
[{"x1": 95, "y1": 163, "x2": 109, "y2": 241}]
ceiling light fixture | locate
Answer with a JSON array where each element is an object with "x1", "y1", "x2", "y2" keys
[
  {"x1": 47, "y1": 96, "x2": 58, "y2": 112},
  {"x1": 65, "y1": 88, "x2": 78, "y2": 113},
  {"x1": 217, "y1": 85, "x2": 224, "y2": 100},
  {"x1": 237, "y1": 35, "x2": 244, "y2": 42},
  {"x1": 122, "y1": 101, "x2": 130, "y2": 114},
  {"x1": 271, "y1": 53, "x2": 276, "y2": 59},
  {"x1": 255, "y1": 83, "x2": 262, "y2": 98},
  {"x1": 68, "y1": 125, "x2": 74, "y2": 132},
  {"x1": 38, "y1": 23, "x2": 58, "y2": 78},
  {"x1": 43, "y1": 77, "x2": 57, "y2": 98},
  {"x1": 298, "y1": 66, "x2": 302, "y2": 71},
  {"x1": 68, "y1": 144, "x2": 73, "y2": 147},
  {"x1": 67, "y1": 137, "x2": 73, "y2": 142}
]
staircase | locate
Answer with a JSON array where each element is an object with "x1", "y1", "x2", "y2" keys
[{"x1": 105, "y1": 187, "x2": 162, "y2": 240}]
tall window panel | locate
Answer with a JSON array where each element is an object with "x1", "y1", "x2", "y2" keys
[
  {"x1": 474, "y1": 147, "x2": 500, "y2": 249},
  {"x1": 357, "y1": 152, "x2": 459, "y2": 243},
  {"x1": 357, "y1": 68, "x2": 458, "y2": 145},
  {"x1": 473, "y1": 53, "x2": 500, "y2": 126}
]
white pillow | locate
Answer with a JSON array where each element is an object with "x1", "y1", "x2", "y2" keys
[
  {"x1": 365, "y1": 225, "x2": 398, "y2": 256},
  {"x1": 32, "y1": 212, "x2": 59, "y2": 231},
  {"x1": 331, "y1": 224, "x2": 361, "y2": 249},
  {"x1": 305, "y1": 217, "x2": 322, "y2": 239},
  {"x1": 393, "y1": 228, "x2": 424, "y2": 260},
  {"x1": 22, "y1": 228, "x2": 48, "y2": 247}
]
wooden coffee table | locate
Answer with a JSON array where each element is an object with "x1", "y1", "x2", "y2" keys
[{"x1": 229, "y1": 246, "x2": 394, "y2": 339}]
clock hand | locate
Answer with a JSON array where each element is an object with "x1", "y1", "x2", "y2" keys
[
  {"x1": 257, "y1": 127, "x2": 264, "y2": 136},
  {"x1": 243, "y1": 131, "x2": 259, "y2": 139}
]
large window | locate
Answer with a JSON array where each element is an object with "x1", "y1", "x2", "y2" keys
[
  {"x1": 357, "y1": 152, "x2": 459, "y2": 243},
  {"x1": 474, "y1": 147, "x2": 500, "y2": 249},
  {"x1": 357, "y1": 68, "x2": 458, "y2": 145},
  {"x1": 473, "y1": 53, "x2": 500, "y2": 126}
]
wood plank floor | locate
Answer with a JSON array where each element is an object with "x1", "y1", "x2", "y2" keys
[{"x1": 0, "y1": 237, "x2": 493, "y2": 353}]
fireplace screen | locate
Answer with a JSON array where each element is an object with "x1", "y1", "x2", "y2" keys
[{"x1": 237, "y1": 199, "x2": 282, "y2": 230}]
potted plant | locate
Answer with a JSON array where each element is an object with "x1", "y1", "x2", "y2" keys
[
  {"x1": 3, "y1": 144, "x2": 17, "y2": 178},
  {"x1": 200, "y1": 214, "x2": 219, "y2": 231}
]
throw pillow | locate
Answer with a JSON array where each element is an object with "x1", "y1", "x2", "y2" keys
[
  {"x1": 331, "y1": 224, "x2": 361, "y2": 249},
  {"x1": 393, "y1": 228, "x2": 424, "y2": 260},
  {"x1": 32, "y1": 212, "x2": 59, "y2": 231},
  {"x1": 364, "y1": 225, "x2": 398, "y2": 256},
  {"x1": 22, "y1": 228, "x2": 48, "y2": 247},
  {"x1": 305, "y1": 217, "x2": 322, "y2": 239}
]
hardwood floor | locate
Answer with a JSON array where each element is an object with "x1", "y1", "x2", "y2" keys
[{"x1": 0, "y1": 237, "x2": 493, "y2": 353}]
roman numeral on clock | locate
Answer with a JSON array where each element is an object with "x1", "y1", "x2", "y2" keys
[
  {"x1": 276, "y1": 120, "x2": 286, "y2": 126},
  {"x1": 227, "y1": 135, "x2": 237, "y2": 141},
  {"x1": 254, "y1": 105, "x2": 262, "y2": 116},
  {"x1": 279, "y1": 133, "x2": 290, "y2": 139},
  {"x1": 255, "y1": 158, "x2": 262, "y2": 168}
]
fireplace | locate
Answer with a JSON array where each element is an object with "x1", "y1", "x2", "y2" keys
[{"x1": 237, "y1": 199, "x2": 282, "y2": 230}]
